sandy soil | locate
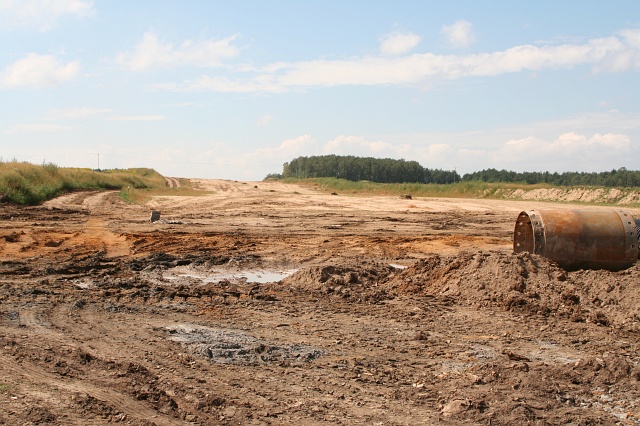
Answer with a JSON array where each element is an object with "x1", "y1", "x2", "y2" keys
[{"x1": 1, "y1": 179, "x2": 640, "y2": 425}]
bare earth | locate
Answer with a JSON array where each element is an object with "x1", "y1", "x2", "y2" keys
[{"x1": 1, "y1": 179, "x2": 640, "y2": 425}]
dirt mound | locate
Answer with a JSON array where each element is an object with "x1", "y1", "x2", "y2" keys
[
  {"x1": 281, "y1": 261, "x2": 397, "y2": 303},
  {"x1": 385, "y1": 251, "x2": 640, "y2": 329},
  {"x1": 502, "y1": 187, "x2": 640, "y2": 205}
]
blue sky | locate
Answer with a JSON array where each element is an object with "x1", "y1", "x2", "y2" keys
[{"x1": 2, "y1": 1, "x2": 640, "y2": 181}]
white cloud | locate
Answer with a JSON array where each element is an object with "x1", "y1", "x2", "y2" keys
[
  {"x1": 1, "y1": 53, "x2": 79, "y2": 88},
  {"x1": 259, "y1": 134, "x2": 316, "y2": 159},
  {"x1": 232, "y1": 135, "x2": 315, "y2": 163},
  {"x1": 620, "y1": 28, "x2": 640, "y2": 48},
  {"x1": 168, "y1": 102, "x2": 197, "y2": 108},
  {"x1": 47, "y1": 107, "x2": 112, "y2": 120},
  {"x1": 108, "y1": 115, "x2": 166, "y2": 121},
  {"x1": 165, "y1": 28, "x2": 640, "y2": 93},
  {"x1": 116, "y1": 32, "x2": 240, "y2": 71},
  {"x1": 590, "y1": 132, "x2": 631, "y2": 149},
  {"x1": 370, "y1": 110, "x2": 640, "y2": 174},
  {"x1": 151, "y1": 146, "x2": 187, "y2": 164},
  {"x1": 324, "y1": 135, "x2": 386, "y2": 155},
  {"x1": 0, "y1": 0, "x2": 93, "y2": 31},
  {"x1": 488, "y1": 132, "x2": 632, "y2": 172},
  {"x1": 424, "y1": 143, "x2": 455, "y2": 162},
  {"x1": 323, "y1": 135, "x2": 412, "y2": 158},
  {"x1": 321, "y1": 136, "x2": 462, "y2": 171},
  {"x1": 6, "y1": 123, "x2": 72, "y2": 133},
  {"x1": 307, "y1": 123, "x2": 636, "y2": 176},
  {"x1": 256, "y1": 114, "x2": 273, "y2": 127},
  {"x1": 380, "y1": 32, "x2": 421, "y2": 56},
  {"x1": 193, "y1": 135, "x2": 316, "y2": 179},
  {"x1": 495, "y1": 132, "x2": 630, "y2": 160},
  {"x1": 591, "y1": 29, "x2": 640, "y2": 73},
  {"x1": 441, "y1": 20, "x2": 476, "y2": 49},
  {"x1": 167, "y1": 75, "x2": 287, "y2": 93},
  {"x1": 458, "y1": 148, "x2": 490, "y2": 165}
]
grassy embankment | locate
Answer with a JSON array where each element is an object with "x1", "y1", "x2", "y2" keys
[
  {"x1": 0, "y1": 161, "x2": 203, "y2": 205},
  {"x1": 118, "y1": 177, "x2": 205, "y2": 204},
  {"x1": 283, "y1": 177, "x2": 640, "y2": 206},
  {"x1": 285, "y1": 177, "x2": 546, "y2": 197}
]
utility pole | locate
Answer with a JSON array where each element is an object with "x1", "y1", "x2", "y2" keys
[{"x1": 97, "y1": 153, "x2": 100, "y2": 171}]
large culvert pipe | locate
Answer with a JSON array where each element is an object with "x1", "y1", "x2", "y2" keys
[{"x1": 513, "y1": 210, "x2": 639, "y2": 271}]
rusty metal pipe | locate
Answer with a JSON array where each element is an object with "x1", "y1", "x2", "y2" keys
[{"x1": 513, "y1": 209, "x2": 638, "y2": 271}]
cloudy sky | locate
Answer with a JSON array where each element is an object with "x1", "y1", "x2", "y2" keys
[{"x1": 2, "y1": 1, "x2": 640, "y2": 181}]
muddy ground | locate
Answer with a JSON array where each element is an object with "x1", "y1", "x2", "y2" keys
[{"x1": 1, "y1": 179, "x2": 640, "y2": 425}]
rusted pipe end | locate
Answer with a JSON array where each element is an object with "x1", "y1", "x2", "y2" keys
[
  {"x1": 514, "y1": 210, "x2": 544, "y2": 256},
  {"x1": 514, "y1": 209, "x2": 638, "y2": 271}
]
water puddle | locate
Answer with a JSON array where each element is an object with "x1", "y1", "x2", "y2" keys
[
  {"x1": 164, "y1": 268, "x2": 298, "y2": 284},
  {"x1": 389, "y1": 263, "x2": 408, "y2": 269}
]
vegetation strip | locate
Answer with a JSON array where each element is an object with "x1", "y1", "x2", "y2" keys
[{"x1": 0, "y1": 161, "x2": 189, "y2": 205}]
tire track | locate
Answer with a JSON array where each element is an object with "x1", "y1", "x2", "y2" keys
[
  {"x1": 0, "y1": 355, "x2": 185, "y2": 425},
  {"x1": 165, "y1": 177, "x2": 181, "y2": 188}
]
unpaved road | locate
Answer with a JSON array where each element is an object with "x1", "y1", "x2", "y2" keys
[
  {"x1": 165, "y1": 178, "x2": 181, "y2": 189},
  {"x1": 1, "y1": 179, "x2": 640, "y2": 425}
]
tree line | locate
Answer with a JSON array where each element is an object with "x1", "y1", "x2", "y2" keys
[
  {"x1": 271, "y1": 156, "x2": 640, "y2": 188},
  {"x1": 462, "y1": 167, "x2": 640, "y2": 187},
  {"x1": 280, "y1": 155, "x2": 459, "y2": 184}
]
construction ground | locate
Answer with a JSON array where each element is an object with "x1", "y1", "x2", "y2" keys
[{"x1": 1, "y1": 179, "x2": 640, "y2": 425}]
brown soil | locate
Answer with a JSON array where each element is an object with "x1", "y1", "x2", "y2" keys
[{"x1": 1, "y1": 179, "x2": 640, "y2": 425}]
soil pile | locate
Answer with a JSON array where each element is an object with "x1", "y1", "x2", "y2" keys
[
  {"x1": 385, "y1": 250, "x2": 640, "y2": 330},
  {"x1": 281, "y1": 261, "x2": 397, "y2": 303},
  {"x1": 503, "y1": 187, "x2": 640, "y2": 205}
]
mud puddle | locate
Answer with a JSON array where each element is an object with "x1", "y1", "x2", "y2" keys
[
  {"x1": 163, "y1": 324, "x2": 324, "y2": 365},
  {"x1": 164, "y1": 266, "x2": 298, "y2": 284}
]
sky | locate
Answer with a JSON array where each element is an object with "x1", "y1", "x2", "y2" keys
[{"x1": 2, "y1": 1, "x2": 640, "y2": 181}]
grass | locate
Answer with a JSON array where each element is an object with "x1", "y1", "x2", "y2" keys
[
  {"x1": 118, "y1": 181, "x2": 209, "y2": 204},
  {"x1": 280, "y1": 177, "x2": 640, "y2": 206},
  {"x1": 284, "y1": 177, "x2": 551, "y2": 198},
  {"x1": 0, "y1": 383, "x2": 10, "y2": 394},
  {"x1": 6, "y1": 161, "x2": 637, "y2": 207},
  {"x1": 0, "y1": 160, "x2": 175, "y2": 205}
]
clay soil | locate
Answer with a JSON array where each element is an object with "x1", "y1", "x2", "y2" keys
[{"x1": 1, "y1": 179, "x2": 640, "y2": 425}]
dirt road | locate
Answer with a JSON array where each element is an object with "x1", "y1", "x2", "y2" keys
[{"x1": 1, "y1": 179, "x2": 639, "y2": 425}]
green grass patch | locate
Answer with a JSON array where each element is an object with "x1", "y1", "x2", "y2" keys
[
  {"x1": 0, "y1": 383, "x2": 11, "y2": 394},
  {"x1": 280, "y1": 177, "x2": 640, "y2": 206},
  {"x1": 284, "y1": 177, "x2": 551, "y2": 198},
  {"x1": 0, "y1": 161, "x2": 169, "y2": 205}
]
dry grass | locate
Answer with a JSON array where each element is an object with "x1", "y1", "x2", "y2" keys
[
  {"x1": 119, "y1": 185, "x2": 211, "y2": 204},
  {"x1": 0, "y1": 161, "x2": 167, "y2": 205},
  {"x1": 287, "y1": 177, "x2": 550, "y2": 198}
]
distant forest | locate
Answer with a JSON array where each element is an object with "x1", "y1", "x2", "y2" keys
[
  {"x1": 276, "y1": 155, "x2": 640, "y2": 187},
  {"x1": 462, "y1": 168, "x2": 640, "y2": 187}
]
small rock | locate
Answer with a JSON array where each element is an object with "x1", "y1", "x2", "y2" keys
[
  {"x1": 413, "y1": 331, "x2": 429, "y2": 341},
  {"x1": 502, "y1": 350, "x2": 530, "y2": 362},
  {"x1": 223, "y1": 406, "x2": 237, "y2": 418},
  {"x1": 442, "y1": 399, "x2": 469, "y2": 417}
]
